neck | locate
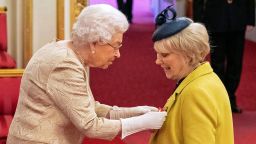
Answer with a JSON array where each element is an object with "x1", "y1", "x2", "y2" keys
[
  {"x1": 177, "y1": 63, "x2": 200, "y2": 82},
  {"x1": 68, "y1": 41, "x2": 90, "y2": 66}
]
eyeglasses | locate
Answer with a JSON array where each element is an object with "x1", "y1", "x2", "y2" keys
[
  {"x1": 106, "y1": 42, "x2": 122, "y2": 50},
  {"x1": 98, "y1": 41, "x2": 122, "y2": 51}
]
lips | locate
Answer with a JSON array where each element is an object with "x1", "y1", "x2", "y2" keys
[{"x1": 161, "y1": 66, "x2": 170, "y2": 71}]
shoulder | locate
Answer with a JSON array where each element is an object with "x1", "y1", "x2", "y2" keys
[
  {"x1": 32, "y1": 42, "x2": 79, "y2": 64},
  {"x1": 25, "y1": 42, "x2": 84, "y2": 79},
  {"x1": 183, "y1": 73, "x2": 226, "y2": 100}
]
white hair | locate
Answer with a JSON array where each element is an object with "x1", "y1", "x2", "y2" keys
[{"x1": 71, "y1": 4, "x2": 129, "y2": 47}]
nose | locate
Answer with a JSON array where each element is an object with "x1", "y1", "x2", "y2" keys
[
  {"x1": 115, "y1": 49, "x2": 121, "y2": 58},
  {"x1": 155, "y1": 59, "x2": 161, "y2": 65},
  {"x1": 155, "y1": 57, "x2": 162, "y2": 65}
]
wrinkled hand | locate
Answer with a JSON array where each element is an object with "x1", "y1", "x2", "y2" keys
[
  {"x1": 110, "y1": 106, "x2": 158, "y2": 119},
  {"x1": 120, "y1": 111, "x2": 167, "y2": 139}
]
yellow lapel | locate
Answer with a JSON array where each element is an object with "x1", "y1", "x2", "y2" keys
[{"x1": 164, "y1": 62, "x2": 213, "y2": 113}]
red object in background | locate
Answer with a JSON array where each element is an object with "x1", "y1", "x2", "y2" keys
[
  {"x1": 0, "y1": 77, "x2": 21, "y2": 142},
  {"x1": 0, "y1": 52, "x2": 16, "y2": 68},
  {"x1": 0, "y1": 13, "x2": 7, "y2": 51},
  {"x1": 83, "y1": 137, "x2": 126, "y2": 144},
  {"x1": 0, "y1": 13, "x2": 16, "y2": 68},
  {"x1": 0, "y1": 115, "x2": 12, "y2": 139}
]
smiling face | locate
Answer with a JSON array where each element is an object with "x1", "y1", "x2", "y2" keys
[
  {"x1": 153, "y1": 23, "x2": 211, "y2": 80},
  {"x1": 155, "y1": 50, "x2": 188, "y2": 80},
  {"x1": 90, "y1": 32, "x2": 123, "y2": 69},
  {"x1": 154, "y1": 44, "x2": 193, "y2": 81}
]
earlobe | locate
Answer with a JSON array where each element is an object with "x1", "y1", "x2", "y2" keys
[{"x1": 89, "y1": 43, "x2": 96, "y2": 54}]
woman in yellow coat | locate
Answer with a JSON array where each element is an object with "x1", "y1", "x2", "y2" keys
[{"x1": 149, "y1": 6, "x2": 234, "y2": 144}]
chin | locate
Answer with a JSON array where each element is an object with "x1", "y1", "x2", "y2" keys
[
  {"x1": 166, "y1": 75, "x2": 172, "y2": 79},
  {"x1": 165, "y1": 73, "x2": 173, "y2": 80},
  {"x1": 101, "y1": 65, "x2": 109, "y2": 69}
]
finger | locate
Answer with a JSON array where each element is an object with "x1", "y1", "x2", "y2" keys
[{"x1": 143, "y1": 106, "x2": 158, "y2": 111}]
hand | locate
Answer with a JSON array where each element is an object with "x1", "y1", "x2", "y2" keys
[
  {"x1": 128, "y1": 106, "x2": 158, "y2": 114},
  {"x1": 135, "y1": 111, "x2": 167, "y2": 129},
  {"x1": 120, "y1": 111, "x2": 167, "y2": 139},
  {"x1": 110, "y1": 106, "x2": 158, "y2": 119}
]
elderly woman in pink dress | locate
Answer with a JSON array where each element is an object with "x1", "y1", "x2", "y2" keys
[{"x1": 7, "y1": 4, "x2": 166, "y2": 144}]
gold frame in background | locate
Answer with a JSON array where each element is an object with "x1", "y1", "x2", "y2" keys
[
  {"x1": 0, "y1": 69, "x2": 24, "y2": 77},
  {"x1": 23, "y1": 0, "x2": 33, "y2": 68},
  {"x1": 57, "y1": 0, "x2": 65, "y2": 40},
  {"x1": 70, "y1": 0, "x2": 87, "y2": 31},
  {"x1": 21, "y1": 0, "x2": 88, "y2": 67},
  {"x1": 0, "y1": 6, "x2": 7, "y2": 13},
  {"x1": 57, "y1": 0, "x2": 87, "y2": 40}
]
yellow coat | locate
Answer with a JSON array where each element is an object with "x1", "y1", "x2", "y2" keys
[{"x1": 150, "y1": 62, "x2": 234, "y2": 144}]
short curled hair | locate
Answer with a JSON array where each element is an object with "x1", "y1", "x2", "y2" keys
[
  {"x1": 71, "y1": 4, "x2": 129, "y2": 47},
  {"x1": 154, "y1": 20, "x2": 210, "y2": 67}
]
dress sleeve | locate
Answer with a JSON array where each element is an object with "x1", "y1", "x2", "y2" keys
[
  {"x1": 46, "y1": 58, "x2": 120, "y2": 140},
  {"x1": 181, "y1": 88, "x2": 218, "y2": 144},
  {"x1": 95, "y1": 101, "x2": 112, "y2": 118}
]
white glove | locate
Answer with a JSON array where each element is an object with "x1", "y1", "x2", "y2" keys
[
  {"x1": 120, "y1": 111, "x2": 167, "y2": 139},
  {"x1": 110, "y1": 106, "x2": 158, "y2": 119}
]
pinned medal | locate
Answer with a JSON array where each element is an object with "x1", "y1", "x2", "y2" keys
[
  {"x1": 158, "y1": 107, "x2": 163, "y2": 112},
  {"x1": 158, "y1": 107, "x2": 167, "y2": 112}
]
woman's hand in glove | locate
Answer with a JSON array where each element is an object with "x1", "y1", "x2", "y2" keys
[
  {"x1": 110, "y1": 106, "x2": 158, "y2": 119},
  {"x1": 120, "y1": 111, "x2": 167, "y2": 139}
]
